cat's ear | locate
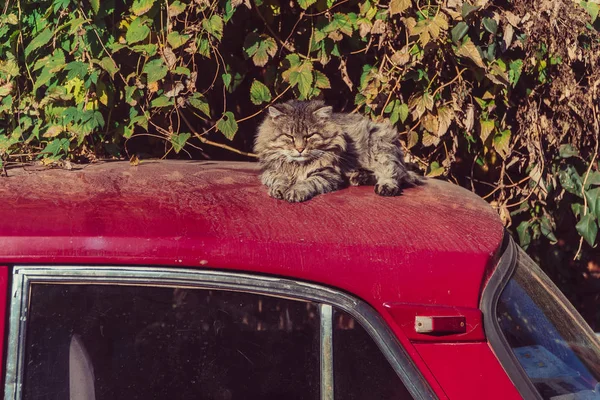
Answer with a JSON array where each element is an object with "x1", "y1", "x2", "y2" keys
[
  {"x1": 268, "y1": 106, "x2": 285, "y2": 120},
  {"x1": 313, "y1": 106, "x2": 333, "y2": 120}
]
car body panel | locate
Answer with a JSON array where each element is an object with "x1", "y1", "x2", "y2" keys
[
  {"x1": 414, "y1": 342, "x2": 522, "y2": 400},
  {"x1": 0, "y1": 161, "x2": 513, "y2": 399},
  {"x1": 0, "y1": 161, "x2": 504, "y2": 310}
]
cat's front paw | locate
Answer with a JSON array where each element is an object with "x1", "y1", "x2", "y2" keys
[
  {"x1": 268, "y1": 185, "x2": 287, "y2": 200},
  {"x1": 285, "y1": 186, "x2": 315, "y2": 203},
  {"x1": 375, "y1": 183, "x2": 401, "y2": 196}
]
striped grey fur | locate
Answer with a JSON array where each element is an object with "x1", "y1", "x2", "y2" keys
[{"x1": 254, "y1": 100, "x2": 419, "y2": 202}]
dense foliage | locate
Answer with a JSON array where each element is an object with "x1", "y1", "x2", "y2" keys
[{"x1": 1, "y1": 0, "x2": 599, "y2": 323}]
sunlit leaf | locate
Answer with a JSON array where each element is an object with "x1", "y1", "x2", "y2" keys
[
  {"x1": 249, "y1": 81, "x2": 271, "y2": 105},
  {"x1": 143, "y1": 59, "x2": 168, "y2": 83},
  {"x1": 456, "y1": 38, "x2": 486, "y2": 68},
  {"x1": 217, "y1": 111, "x2": 238, "y2": 140},
  {"x1": 390, "y1": 0, "x2": 411, "y2": 15},
  {"x1": 25, "y1": 28, "x2": 53, "y2": 57},
  {"x1": 132, "y1": 0, "x2": 155, "y2": 16},
  {"x1": 126, "y1": 17, "x2": 150, "y2": 44},
  {"x1": 167, "y1": 32, "x2": 190, "y2": 49},
  {"x1": 171, "y1": 132, "x2": 191, "y2": 154}
]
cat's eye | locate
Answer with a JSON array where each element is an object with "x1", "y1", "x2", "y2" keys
[{"x1": 306, "y1": 132, "x2": 320, "y2": 139}]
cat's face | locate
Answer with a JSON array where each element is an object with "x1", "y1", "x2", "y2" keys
[{"x1": 256, "y1": 101, "x2": 343, "y2": 163}]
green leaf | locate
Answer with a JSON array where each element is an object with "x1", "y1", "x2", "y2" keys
[
  {"x1": 131, "y1": 44, "x2": 158, "y2": 56},
  {"x1": 516, "y1": 221, "x2": 531, "y2": 248},
  {"x1": 559, "y1": 144, "x2": 579, "y2": 158},
  {"x1": 40, "y1": 138, "x2": 70, "y2": 158},
  {"x1": 480, "y1": 119, "x2": 495, "y2": 142},
  {"x1": 426, "y1": 161, "x2": 444, "y2": 177},
  {"x1": 576, "y1": 213, "x2": 598, "y2": 246},
  {"x1": 173, "y1": 66, "x2": 191, "y2": 76},
  {"x1": 297, "y1": 0, "x2": 317, "y2": 9},
  {"x1": 25, "y1": 28, "x2": 54, "y2": 57},
  {"x1": 585, "y1": 171, "x2": 600, "y2": 188},
  {"x1": 558, "y1": 165, "x2": 583, "y2": 196},
  {"x1": 581, "y1": 1, "x2": 599, "y2": 23},
  {"x1": 171, "y1": 132, "x2": 191, "y2": 154},
  {"x1": 384, "y1": 100, "x2": 408, "y2": 125},
  {"x1": 126, "y1": 17, "x2": 150, "y2": 44},
  {"x1": 314, "y1": 71, "x2": 331, "y2": 89},
  {"x1": 222, "y1": 73, "x2": 232, "y2": 89},
  {"x1": 90, "y1": 0, "x2": 100, "y2": 14},
  {"x1": 461, "y1": 3, "x2": 480, "y2": 18},
  {"x1": 585, "y1": 187, "x2": 600, "y2": 220},
  {"x1": 539, "y1": 216, "x2": 557, "y2": 242},
  {"x1": 98, "y1": 57, "x2": 119, "y2": 78},
  {"x1": 202, "y1": 15, "x2": 224, "y2": 40},
  {"x1": 250, "y1": 80, "x2": 272, "y2": 105},
  {"x1": 216, "y1": 111, "x2": 238, "y2": 140},
  {"x1": 492, "y1": 129, "x2": 511, "y2": 158},
  {"x1": 169, "y1": 1, "x2": 187, "y2": 16},
  {"x1": 572, "y1": 203, "x2": 585, "y2": 219},
  {"x1": 0, "y1": 59, "x2": 19, "y2": 77},
  {"x1": 150, "y1": 95, "x2": 174, "y2": 108},
  {"x1": 132, "y1": 0, "x2": 155, "y2": 16},
  {"x1": 285, "y1": 61, "x2": 313, "y2": 99},
  {"x1": 143, "y1": 59, "x2": 168, "y2": 83},
  {"x1": 482, "y1": 18, "x2": 498, "y2": 35},
  {"x1": 244, "y1": 34, "x2": 278, "y2": 67},
  {"x1": 167, "y1": 32, "x2": 190, "y2": 49},
  {"x1": 508, "y1": 59, "x2": 523, "y2": 88},
  {"x1": 188, "y1": 93, "x2": 210, "y2": 117},
  {"x1": 451, "y1": 22, "x2": 469, "y2": 44},
  {"x1": 64, "y1": 61, "x2": 89, "y2": 80}
]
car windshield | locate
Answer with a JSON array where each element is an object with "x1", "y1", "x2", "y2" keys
[{"x1": 497, "y1": 246, "x2": 600, "y2": 400}]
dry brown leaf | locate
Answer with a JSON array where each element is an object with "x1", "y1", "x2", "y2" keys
[
  {"x1": 502, "y1": 24, "x2": 514, "y2": 52},
  {"x1": 409, "y1": 92, "x2": 434, "y2": 120},
  {"x1": 390, "y1": 0, "x2": 412, "y2": 16},
  {"x1": 371, "y1": 20, "x2": 387, "y2": 35},
  {"x1": 406, "y1": 130, "x2": 419, "y2": 149},
  {"x1": 340, "y1": 58, "x2": 353, "y2": 91},
  {"x1": 456, "y1": 38, "x2": 486, "y2": 68},
  {"x1": 464, "y1": 104, "x2": 475, "y2": 132},
  {"x1": 43, "y1": 125, "x2": 64, "y2": 138},
  {"x1": 437, "y1": 107, "x2": 454, "y2": 136},
  {"x1": 328, "y1": 31, "x2": 343, "y2": 41},
  {"x1": 422, "y1": 113, "x2": 439, "y2": 133},
  {"x1": 422, "y1": 131, "x2": 440, "y2": 147},
  {"x1": 163, "y1": 47, "x2": 177, "y2": 69},
  {"x1": 148, "y1": 81, "x2": 159, "y2": 93},
  {"x1": 504, "y1": 11, "x2": 520, "y2": 27},
  {"x1": 390, "y1": 47, "x2": 410, "y2": 66},
  {"x1": 359, "y1": 21, "x2": 372, "y2": 38}
]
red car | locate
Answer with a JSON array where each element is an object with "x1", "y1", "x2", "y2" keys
[{"x1": 0, "y1": 161, "x2": 599, "y2": 400}]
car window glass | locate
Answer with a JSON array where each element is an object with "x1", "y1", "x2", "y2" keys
[
  {"x1": 333, "y1": 309, "x2": 414, "y2": 400},
  {"x1": 23, "y1": 284, "x2": 320, "y2": 400}
]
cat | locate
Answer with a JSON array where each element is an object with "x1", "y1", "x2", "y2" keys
[{"x1": 253, "y1": 100, "x2": 420, "y2": 202}]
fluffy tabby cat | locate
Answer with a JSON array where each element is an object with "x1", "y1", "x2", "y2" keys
[{"x1": 254, "y1": 100, "x2": 420, "y2": 202}]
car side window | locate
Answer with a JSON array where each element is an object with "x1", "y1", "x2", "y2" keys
[
  {"x1": 23, "y1": 284, "x2": 321, "y2": 400},
  {"x1": 333, "y1": 309, "x2": 415, "y2": 400}
]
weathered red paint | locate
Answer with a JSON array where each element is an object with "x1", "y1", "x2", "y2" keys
[
  {"x1": 0, "y1": 161, "x2": 511, "y2": 398},
  {"x1": 414, "y1": 343, "x2": 523, "y2": 400}
]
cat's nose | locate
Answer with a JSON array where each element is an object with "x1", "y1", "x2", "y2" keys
[{"x1": 295, "y1": 146, "x2": 305, "y2": 153}]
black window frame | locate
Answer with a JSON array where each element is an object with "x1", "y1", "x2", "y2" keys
[
  {"x1": 480, "y1": 233, "x2": 544, "y2": 400},
  {"x1": 4, "y1": 265, "x2": 437, "y2": 400}
]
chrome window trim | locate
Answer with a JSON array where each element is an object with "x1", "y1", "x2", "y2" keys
[
  {"x1": 319, "y1": 304, "x2": 334, "y2": 400},
  {"x1": 5, "y1": 265, "x2": 437, "y2": 400}
]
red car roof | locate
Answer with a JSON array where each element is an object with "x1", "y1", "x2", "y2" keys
[{"x1": 0, "y1": 161, "x2": 504, "y2": 308}]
